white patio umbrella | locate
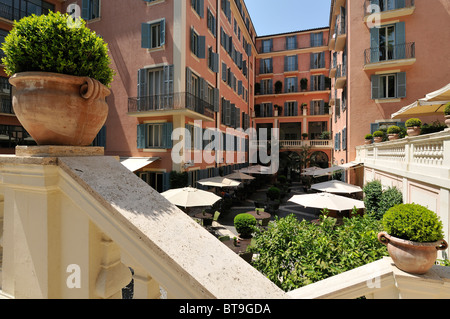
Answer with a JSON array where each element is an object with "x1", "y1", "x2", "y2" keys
[
  {"x1": 197, "y1": 176, "x2": 241, "y2": 188},
  {"x1": 225, "y1": 171, "x2": 255, "y2": 180},
  {"x1": 239, "y1": 165, "x2": 271, "y2": 174},
  {"x1": 311, "y1": 180, "x2": 363, "y2": 194},
  {"x1": 161, "y1": 187, "x2": 222, "y2": 208},
  {"x1": 288, "y1": 193, "x2": 365, "y2": 212}
]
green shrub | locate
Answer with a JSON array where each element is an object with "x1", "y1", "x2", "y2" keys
[
  {"x1": 382, "y1": 204, "x2": 444, "y2": 242},
  {"x1": 405, "y1": 118, "x2": 422, "y2": 127},
  {"x1": 387, "y1": 126, "x2": 401, "y2": 134},
  {"x1": 277, "y1": 175, "x2": 287, "y2": 184},
  {"x1": 420, "y1": 121, "x2": 446, "y2": 135},
  {"x1": 234, "y1": 213, "x2": 257, "y2": 238},
  {"x1": 250, "y1": 214, "x2": 387, "y2": 291},
  {"x1": 373, "y1": 131, "x2": 384, "y2": 138},
  {"x1": 363, "y1": 180, "x2": 383, "y2": 214},
  {"x1": 376, "y1": 186, "x2": 403, "y2": 219},
  {"x1": 365, "y1": 134, "x2": 373, "y2": 140},
  {"x1": 1, "y1": 11, "x2": 114, "y2": 86},
  {"x1": 445, "y1": 102, "x2": 450, "y2": 116},
  {"x1": 267, "y1": 186, "x2": 281, "y2": 200}
]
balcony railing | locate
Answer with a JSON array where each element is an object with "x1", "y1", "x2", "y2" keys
[
  {"x1": 364, "y1": 42, "x2": 415, "y2": 65},
  {"x1": 253, "y1": 139, "x2": 332, "y2": 149},
  {"x1": 364, "y1": 0, "x2": 415, "y2": 17},
  {"x1": 128, "y1": 92, "x2": 215, "y2": 120},
  {"x1": 0, "y1": 1, "x2": 54, "y2": 22}
]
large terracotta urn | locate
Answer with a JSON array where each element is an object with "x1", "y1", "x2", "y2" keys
[
  {"x1": 406, "y1": 126, "x2": 421, "y2": 137},
  {"x1": 445, "y1": 115, "x2": 450, "y2": 128},
  {"x1": 9, "y1": 72, "x2": 110, "y2": 146},
  {"x1": 378, "y1": 232, "x2": 448, "y2": 275}
]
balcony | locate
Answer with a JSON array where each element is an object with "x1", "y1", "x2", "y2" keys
[
  {"x1": 334, "y1": 14, "x2": 346, "y2": 52},
  {"x1": 254, "y1": 139, "x2": 332, "y2": 150},
  {"x1": 335, "y1": 64, "x2": 347, "y2": 89},
  {"x1": 0, "y1": 1, "x2": 55, "y2": 23},
  {"x1": 128, "y1": 92, "x2": 215, "y2": 122},
  {"x1": 363, "y1": 0, "x2": 415, "y2": 23},
  {"x1": 364, "y1": 42, "x2": 416, "y2": 70}
]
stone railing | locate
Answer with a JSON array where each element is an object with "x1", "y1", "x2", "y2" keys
[
  {"x1": 355, "y1": 130, "x2": 450, "y2": 188},
  {"x1": 1, "y1": 145, "x2": 449, "y2": 300}
]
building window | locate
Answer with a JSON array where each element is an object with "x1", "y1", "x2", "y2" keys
[
  {"x1": 369, "y1": 22, "x2": 406, "y2": 63},
  {"x1": 309, "y1": 122, "x2": 328, "y2": 140},
  {"x1": 310, "y1": 52, "x2": 325, "y2": 69},
  {"x1": 310, "y1": 100, "x2": 326, "y2": 115},
  {"x1": 261, "y1": 39, "x2": 272, "y2": 53},
  {"x1": 286, "y1": 36, "x2": 297, "y2": 50},
  {"x1": 284, "y1": 55, "x2": 298, "y2": 72},
  {"x1": 137, "y1": 123, "x2": 173, "y2": 149},
  {"x1": 284, "y1": 102, "x2": 298, "y2": 117},
  {"x1": 260, "y1": 58, "x2": 272, "y2": 74},
  {"x1": 207, "y1": 9, "x2": 216, "y2": 37},
  {"x1": 371, "y1": 72, "x2": 406, "y2": 99},
  {"x1": 260, "y1": 79, "x2": 272, "y2": 95},
  {"x1": 285, "y1": 77, "x2": 297, "y2": 93},
  {"x1": 190, "y1": 28, "x2": 206, "y2": 58},
  {"x1": 138, "y1": 172, "x2": 165, "y2": 193},
  {"x1": 310, "y1": 75, "x2": 325, "y2": 91},
  {"x1": 310, "y1": 32, "x2": 323, "y2": 47},
  {"x1": 82, "y1": 0, "x2": 100, "y2": 20},
  {"x1": 0, "y1": 0, "x2": 54, "y2": 21},
  {"x1": 191, "y1": 0, "x2": 204, "y2": 17},
  {"x1": 142, "y1": 19, "x2": 165, "y2": 49}
]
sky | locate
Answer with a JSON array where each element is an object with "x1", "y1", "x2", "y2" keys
[{"x1": 244, "y1": 0, "x2": 332, "y2": 36}]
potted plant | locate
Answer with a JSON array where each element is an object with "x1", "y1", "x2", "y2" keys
[
  {"x1": 274, "y1": 81, "x2": 283, "y2": 94},
  {"x1": 302, "y1": 133, "x2": 309, "y2": 140},
  {"x1": 405, "y1": 118, "x2": 422, "y2": 137},
  {"x1": 301, "y1": 103, "x2": 308, "y2": 115},
  {"x1": 444, "y1": 102, "x2": 450, "y2": 128},
  {"x1": 300, "y1": 78, "x2": 308, "y2": 91},
  {"x1": 378, "y1": 204, "x2": 448, "y2": 275},
  {"x1": 2, "y1": 12, "x2": 114, "y2": 146},
  {"x1": 387, "y1": 125, "x2": 401, "y2": 141},
  {"x1": 372, "y1": 131, "x2": 384, "y2": 143},
  {"x1": 364, "y1": 134, "x2": 373, "y2": 145},
  {"x1": 234, "y1": 213, "x2": 257, "y2": 239}
]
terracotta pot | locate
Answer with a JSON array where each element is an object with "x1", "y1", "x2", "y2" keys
[
  {"x1": 378, "y1": 232, "x2": 448, "y2": 275},
  {"x1": 445, "y1": 115, "x2": 450, "y2": 128},
  {"x1": 9, "y1": 72, "x2": 110, "y2": 146},
  {"x1": 364, "y1": 139, "x2": 372, "y2": 145},
  {"x1": 388, "y1": 133, "x2": 400, "y2": 141},
  {"x1": 373, "y1": 136, "x2": 383, "y2": 143},
  {"x1": 406, "y1": 126, "x2": 421, "y2": 137}
]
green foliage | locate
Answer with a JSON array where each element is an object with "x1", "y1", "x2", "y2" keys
[
  {"x1": 420, "y1": 121, "x2": 446, "y2": 135},
  {"x1": 405, "y1": 118, "x2": 422, "y2": 127},
  {"x1": 169, "y1": 171, "x2": 188, "y2": 189},
  {"x1": 1, "y1": 11, "x2": 114, "y2": 86},
  {"x1": 376, "y1": 187, "x2": 403, "y2": 219},
  {"x1": 320, "y1": 131, "x2": 330, "y2": 140},
  {"x1": 234, "y1": 213, "x2": 257, "y2": 238},
  {"x1": 267, "y1": 186, "x2": 281, "y2": 201},
  {"x1": 250, "y1": 214, "x2": 388, "y2": 291},
  {"x1": 387, "y1": 125, "x2": 401, "y2": 134},
  {"x1": 445, "y1": 102, "x2": 450, "y2": 116},
  {"x1": 382, "y1": 204, "x2": 444, "y2": 242},
  {"x1": 365, "y1": 134, "x2": 373, "y2": 140},
  {"x1": 373, "y1": 131, "x2": 384, "y2": 138},
  {"x1": 363, "y1": 180, "x2": 383, "y2": 214}
]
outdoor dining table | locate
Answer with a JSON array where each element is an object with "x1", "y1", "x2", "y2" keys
[
  {"x1": 245, "y1": 210, "x2": 271, "y2": 224},
  {"x1": 194, "y1": 212, "x2": 213, "y2": 226}
]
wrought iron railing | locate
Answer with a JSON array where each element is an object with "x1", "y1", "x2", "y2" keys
[
  {"x1": 364, "y1": 42, "x2": 415, "y2": 65},
  {"x1": 128, "y1": 92, "x2": 215, "y2": 119}
]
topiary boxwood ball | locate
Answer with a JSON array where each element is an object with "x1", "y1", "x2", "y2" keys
[{"x1": 234, "y1": 213, "x2": 257, "y2": 238}]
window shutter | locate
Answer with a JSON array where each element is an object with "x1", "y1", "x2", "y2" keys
[
  {"x1": 395, "y1": 0, "x2": 406, "y2": 9},
  {"x1": 186, "y1": 68, "x2": 193, "y2": 109},
  {"x1": 163, "y1": 64, "x2": 173, "y2": 96},
  {"x1": 141, "y1": 23, "x2": 151, "y2": 49},
  {"x1": 230, "y1": 104, "x2": 236, "y2": 128},
  {"x1": 163, "y1": 122, "x2": 173, "y2": 149},
  {"x1": 310, "y1": 76, "x2": 314, "y2": 91},
  {"x1": 213, "y1": 88, "x2": 219, "y2": 112},
  {"x1": 395, "y1": 22, "x2": 406, "y2": 59},
  {"x1": 137, "y1": 68, "x2": 147, "y2": 110},
  {"x1": 268, "y1": 103, "x2": 273, "y2": 117},
  {"x1": 294, "y1": 102, "x2": 298, "y2": 116},
  {"x1": 397, "y1": 72, "x2": 407, "y2": 98},
  {"x1": 162, "y1": 173, "x2": 171, "y2": 192},
  {"x1": 343, "y1": 128, "x2": 347, "y2": 150},
  {"x1": 268, "y1": 79, "x2": 273, "y2": 94},
  {"x1": 81, "y1": 0, "x2": 89, "y2": 20},
  {"x1": 236, "y1": 110, "x2": 240, "y2": 129},
  {"x1": 137, "y1": 124, "x2": 147, "y2": 149},
  {"x1": 160, "y1": 19, "x2": 166, "y2": 46},
  {"x1": 198, "y1": 0, "x2": 204, "y2": 18},
  {"x1": 222, "y1": 62, "x2": 227, "y2": 82},
  {"x1": 213, "y1": 52, "x2": 219, "y2": 73},
  {"x1": 320, "y1": 52, "x2": 325, "y2": 68},
  {"x1": 320, "y1": 100, "x2": 325, "y2": 115},
  {"x1": 370, "y1": 123, "x2": 379, "y2": 134},
  {"x1": 370, "y1": 27, "x2": 380, "y2": 63},
  {"x1": 371, "y1": 74, "x2": 380, "y2": 99},
  {"x1": 310, "y1": 101, "x2": 315, "y2": 115},
  {"x1": 225, "y1": 100, "x2": 231, "y2": 126},
  {"x1": 197, "y1": 35, "x2": 206, "y2": 59},
  {"x1": 284, "y1": 102, "x2": 288, "y2": 116}
]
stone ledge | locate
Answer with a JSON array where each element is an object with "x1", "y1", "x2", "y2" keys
[{"x1": 15, "y1": 145, "x2": 104, "y2": 157}]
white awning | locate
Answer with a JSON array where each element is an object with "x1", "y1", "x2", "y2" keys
[
  {"x1": 303, "y1": 162, "x2": 362, "y2": 177},
  {"x1": 120, "y1": 157, "x2": 160, "y2": 172}
]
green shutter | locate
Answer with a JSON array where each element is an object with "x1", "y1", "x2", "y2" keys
[
  {"x1": 395, "y1": 22, "x2": 406, "y2": 59},
  {"x1": 370, "y1": 27, "x2": 380, "y2": 63},
  {"x1": 137, "y1": 124, "x2": 147, "y2": 149},
  {"x1": 163, "y1": 123, "x2": 173, "y2": 149},
  {"x1": 81, "y1": 0, "x2": 89, "y2": 20},
  {"x1": 397, "y1": 72, "x2": 406, "y2": 98},
  {"x1": 371, "y1": 74, "x2": 380, "y2": 99},
  {"x1": 162, "y1": 173, "x2": 171, "y2": 192},
  {"x1": 141, "y1": 23, "x2": 151, "y2": 49},
  {"x1": 197, "y1": 36, "x2": 206, "y2": 59},
  {"x1": 160, "y1": 19, "x2": 166, "y2": 46}
]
